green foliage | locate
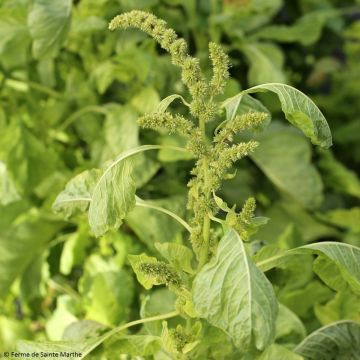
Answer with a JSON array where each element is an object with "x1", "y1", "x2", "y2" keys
[{"x1": 0, "y1": 0, "x2": 359, "y2": 359}]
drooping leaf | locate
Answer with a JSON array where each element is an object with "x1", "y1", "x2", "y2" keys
[
  {"x1": 251, "y1": 123, "x2": 324, "y2": 209},
  {"x1": 193, "y1": 229, "x2": 278, "y2": 351},
  {"x1": 294, "y1": 320, "x2": 360, "y2": 360},
  {"x1": 88, "y1": 159, "x2": 136, "y2": 237},
  {"x1": 28, "y1": 0, "x2": 72, "y2": 58},
  {"x1": 243, "y1": 83, "x2": 332, "y2": 148}
]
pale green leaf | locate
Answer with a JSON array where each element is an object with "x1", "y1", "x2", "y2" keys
[
  {"x1": 320, "y1": 207, "x2": 360, "y2": 232},
  {"x1": 252, "y1": 10, "x2": 337, "y2": 46},
  {"x1": 0, "y1": 211, "x2": 62, "y2": 299},
  {"x1": 0, "y1": 160, "x2": 20, "y2": 205},
  {"x1": 258, "y1": 344, "x2": 304, "y2": 360},
  {"x1": 156, "y1": 94, "x2": 190, "y2": 113},
  {"x1": 88, "y1": 159, "x2": 136, "y2": 237},
  {"x1": 251, "y1": 123, "x2": 324, "y2": 209},
  {"x1": 155, "y1": 242, "x2": 194, "y2": 274},
  {"x1": 275, "y1": 304, "x2": 307, "y2": 343},
  {"x1": 315, "y1": 290, "x2": 360, "y2": 325},
  {"x1": 243, "y1": 43, "x2": 286, "y2": 86},
  {"x1": 52, "y1": 169, "x2": 100, "y2": 219},
  {"x1": 28, "y1": 0, "x2": 72, "y2": 58},
  {"x1": 318, "y1": 150, "x2": 360, "y2": 199},
  {"x1": 107, "y1": 335, "x2": 161, "y2": 356},
  {"x1": 294, "y1": 320, "x2": 360, "y2": 360},
  {"x1": 193, "y1": 229, "x2": 278, "y2": 351},
  {"x1": 243, "y1": 83, "x2": 332, "y2": 148}
]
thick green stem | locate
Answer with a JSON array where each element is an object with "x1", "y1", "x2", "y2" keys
[{"x1": 198, "y1": 116, "x2": 211, "y2": 269}]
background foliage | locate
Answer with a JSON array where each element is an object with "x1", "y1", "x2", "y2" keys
[{"x1": 0, "y1": 0, "x2": 359, "y2": 358}]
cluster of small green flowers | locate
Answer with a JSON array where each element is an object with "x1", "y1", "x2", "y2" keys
[
  {"x1": 209, "y1": 42, "x2": 230, "y2": 96},
  {"x1": 214, "y1": 112, "x2": 268, "y2": 143},
  {"x1": 109, "y1": 10, "x2": 210, "y2": 117},
  {"x1": 139, "y1": 262, "x2": 182, "y2": 291},
  {"x1": 169, "y1": 325, "x2": 193, "y2": 353},
  {"x1": 226, "y1": 197, "x2": 257, "y2": 240},
  {"x1": 138, "y1": 112, "x2": 193, "y2": 135}
]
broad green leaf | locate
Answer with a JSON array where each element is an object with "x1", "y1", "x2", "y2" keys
[
  {"x1": 252, "y1": 10, "x2": 337, "y2": 46},
  {"x1": 251, "y1": 123, "x2": 324, "y2": 209},
  {"x1": 88, "y1": 159, "x2": 136, "y2": 237},
  {"x1": 318, "y1": 150, "x2": 360, "y2": 199},
  {"x1": 45, "y1": 295, "x2": 78, "y2": 341},
  {"x1": 85, "y1": 270, "x2": 134, "y2": 326},
  {"x1": 0, "y1": 6, "x2": 31, "y2": 68},
  {"x1": 242, "y1": 43, "x2": 286, "y2": 85},
  {"x1": 60, "y1": 224, "x2": 91, "y2": 275},
  {"x1": 303, "y1": 242, "x2": 360, "y2": 295},
  {"x1": 17, "y1": 337, "x2": 107, "y2": 360},
  {"x1": 107, "y1": 335, "x2": 161, "y2": 356},
  {"x1": 255, "y1": 201, "x2": 336, "y2": 244},
  {"x1": 126, "y1": 196, "x2": 186, "y2": 249},
  {"x1": 131, "y1": 87, "x2": 161, "y2": 114},
  {"x1": 193, "y1": 229, "x2": 278, "y2": 351},
  {"x1": 0, "y1": 211, "x2": 62, "y2": 299},
  {"x1": 28, "y1": 0, "x2": 72, "y2": 58},
  {"x1": 315, "y1": 290, "x2": 360, "y2": 325},
  {"x1": 258, "y1": 344, "x2": 303, "y2": 360},
  {"x1": 313, "y1": 256, "x2": 347, "y2": 292},
  {"x1": 0, "y1": 316, "x2": 32, "y2": 351},
  {"x1": 52, "y1": 169, "x2": 100, "y2": 219},
  {"x1": 319, "y1": 207, "x2": 360, "y2": 233},
  {"x1": 294, "y1": 320, "x2": 360, "y2": 360},
  {"x1": 275, "y1": 304, "x2": 307, "y2": 343},
  {"x1": 140, "y1": 289, "x2": 177, "y2": 335},
  {"x1": 0, "y1": 121, "x2": 59, "y2": 192},
  {"x1": 256, "y1": 241, "x2": 360, "y2": 295},
  {"x1": 155, "y1": 242, "x2": 194, "y2": 274},
  {"x1": 0, "y1": 160, "x2": 20, "y2": 205},
  {"x1": 243, "y1": 83, "x2": 332, "y2": 148},
  {"x1": 279, "y1": 280, "x2": 332, "y2": 318}
]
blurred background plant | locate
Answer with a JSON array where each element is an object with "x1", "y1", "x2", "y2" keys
[{"x1": 0, "y1": 0, "x2": 359, "y2": 356}]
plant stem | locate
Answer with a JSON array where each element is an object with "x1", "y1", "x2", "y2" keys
[
  {"x1": 82, "y1": 311, "x2": 180, "y2": 359},
  {"x1": 198, "y1": 116, "x2": 211, "y2": 269}
]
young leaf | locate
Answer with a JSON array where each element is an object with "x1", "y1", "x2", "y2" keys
[
  {"x1": 251, "y1": 123, "x2": 323, "y2": 209},
  {"x1": 294, "y1": 320, "x2": 360, "y2": 360},
  {"x1": 128, "y1": 254, "x2": 159, "y2": 290},
  {"x1": 88, "y1": 159, "x2": 136, "y2": 237},
  {"x1": 192, "y1": 229, "x2": 278, "y2": 351},
  {"x1": 243, "y1": 83, "x2": 332, "y2": 148}
]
